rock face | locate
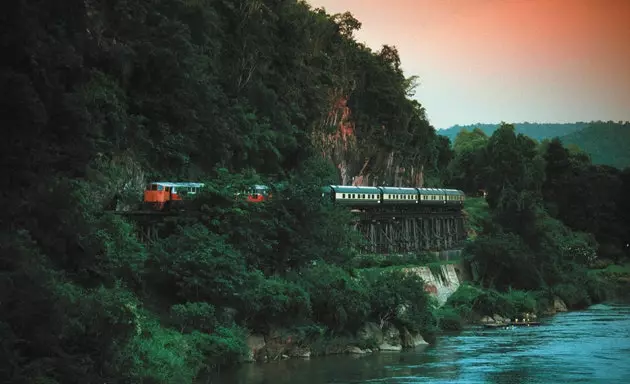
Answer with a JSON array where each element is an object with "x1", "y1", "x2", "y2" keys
[
  {"x1": 400, "y1": 327, "x2": 428, "y2": 348},
  {"x1": 403, "y1": 264, "x2": 461, "y2": 306},
  {"x1": 315, "y1": 96, "x2": 425, "y2": 187},
  {"x1": 245, "y1": 334, "x2": 266, "y2": 362},
  {"x1": 380, "y1": 323, "x2": 402, "y2": 351},
  {"x1": 553, "y1": 297, "x2": 568, "y2": 312},
  {"x1": 356, "y1": 322, "x2": 384, "y2": 346}
]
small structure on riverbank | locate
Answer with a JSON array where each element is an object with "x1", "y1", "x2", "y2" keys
[{"x1": 483, "y1": 321, "x2": 542, "y2": 329}]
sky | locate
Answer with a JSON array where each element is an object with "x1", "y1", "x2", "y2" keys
[{"x1": 307, "y1": 0, "x2": 630, "y2": 129}]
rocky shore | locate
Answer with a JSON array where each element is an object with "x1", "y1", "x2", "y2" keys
[
  {"x1": 244, "y1": 321, "x2": 429, "y2": 363},
  {"x1": 243, "y1": 296, "x2": 572, "y2": 364}
]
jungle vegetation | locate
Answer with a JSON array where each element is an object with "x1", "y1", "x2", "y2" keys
[
  {"x1": 1, "y1": 0, "x2": 445, "y2": 382},
  {"x1": 443, "y1": 125, "x2": 630, "y2": 325},
  {"x1": 2, "y1": 0, "x2": 629, "y2": 383}
]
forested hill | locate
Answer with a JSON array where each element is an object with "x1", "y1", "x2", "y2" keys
[
  {"x1": 438, "y1": 122, "x2": 588, "y2": 142},
  {"x1": 1, "y1": 1, "x2": 449, "y2": 382},
  {"x1": 440, "y1": 121, "x2": 630, "y2": 169},
  {"x1": 559, "y1": 121, "x2": 630, "y2": 169}
]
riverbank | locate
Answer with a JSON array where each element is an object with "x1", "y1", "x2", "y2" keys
[
  {"x1": 240, "y1": 262, "x2": 630, "y2": 366},
  {"x1": 210, "y1": 303, "x2": 630, "y2": 383}
]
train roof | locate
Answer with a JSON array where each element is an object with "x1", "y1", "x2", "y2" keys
[
  {"x1": 328, "y1": 185, "x2": 381, "y2": 193},
  {"x1": 379, "y1": 187, "x2": 418, "y2": 194},
  {"x1": 326, "y1": 185, "x2": 465, "y2": 195},
  {"x1": 417, "y1": 188, "x2": 464, "y2": 195}
]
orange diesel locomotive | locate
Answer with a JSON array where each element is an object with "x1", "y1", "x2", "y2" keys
[{"x1": 143, "y1": 182, "x2": 205, "y2": 210}]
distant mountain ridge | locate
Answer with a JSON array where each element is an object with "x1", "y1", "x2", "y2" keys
[
  {"x1": 439, "y1": 121, "x2": 630, "y2": 169},
  {"x1": 437, "y1": 122, "x2": 589, "y2": 142}
]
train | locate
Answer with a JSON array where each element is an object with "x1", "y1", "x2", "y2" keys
[
  {"x1": 142, "y1": 181, "x2": 465, "y2": 211},
  {"x1": 321, "y1": 185, "x2": 465, "y2": 211},
  {"x1": 143, "y1": 182, "x2": 270, "y2": 210}
]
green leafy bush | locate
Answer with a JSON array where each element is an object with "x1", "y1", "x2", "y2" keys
[
  {"x1": 435, "y1": 306, "x2": 463, "y2": 331},
  {"x1": 296, "y1": 263, "x2": 370, "y2": 332}
]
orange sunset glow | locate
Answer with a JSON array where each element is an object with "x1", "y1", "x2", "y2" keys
[{"x1": 307, "y1": 0, "x2": 630, "y2": 128}]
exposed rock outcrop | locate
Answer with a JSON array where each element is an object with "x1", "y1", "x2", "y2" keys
[
  {"x1": 315, "y1": 96, "x2": 425, "y2": 187},
  {"x1": 553, "y1": 297, "x2": 568, "y2": 312},
  {"x1": 356, "y1": 322, "x2": 384, "y2": 346},
  {"x1": 245, "y1": 334, "x2": 266, "y2": 362},
  {"x1": 402, "y1": 264, "x2": 461, "y2": 306},
  {"x1": 400, "y1": 327, "x2": 429, "y2": 348}
]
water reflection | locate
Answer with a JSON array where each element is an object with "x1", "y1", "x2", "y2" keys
[{"x1": 208, "y1": 304, "x2": 630, "y2": 384}]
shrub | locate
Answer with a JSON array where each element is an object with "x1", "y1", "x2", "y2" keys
[
  {"x1": 551, "y1": 283, "x2": 590, "y2": 309},
  {"x1": 240, "y1": 272, "x2": 312, "y2": 331},
  {"x1": 364, "y1": 269, "x2": 436, "y2": 336},
  {"x1": 435, "y1": 306, "x2": 463, "y2": 331},
  {"x1": 296, "y1": 263, "x2": 370, "y2": 333},
  {"x1": 170, "y1": 302, "x2": 217, "y2": 333}
]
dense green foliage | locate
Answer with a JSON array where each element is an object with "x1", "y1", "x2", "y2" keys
[
  {"x1": 443, "y1": 123, "x2": 629, "y2": 323},
  {"x1": 1, "y1": 1, "x2": 447, "y2": 382}
]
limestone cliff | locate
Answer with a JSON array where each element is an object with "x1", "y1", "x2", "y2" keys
[
  {"x1": 315, "y1": 96, "x2": 425, "y2": 187},
  {"x1": 403, "y1": 263, "x2": 462, "y2": 306}
]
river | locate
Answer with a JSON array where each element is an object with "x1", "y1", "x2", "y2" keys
[{"x1": 208, "y1": 303, "x2": 630, "y2": 383}]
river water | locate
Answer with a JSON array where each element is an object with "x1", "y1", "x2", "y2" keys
[{"x1": 209, "y1": 304, "x2": 630, "y2": 383}]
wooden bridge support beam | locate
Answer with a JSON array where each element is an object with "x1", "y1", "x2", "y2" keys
[{"x1": 356, "y1": 213, "x2": 466, "y2": 254}]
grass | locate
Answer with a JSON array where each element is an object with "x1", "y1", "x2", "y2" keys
[{"x1": 463, "y1": 197, "x2": 490, "y2": 238}]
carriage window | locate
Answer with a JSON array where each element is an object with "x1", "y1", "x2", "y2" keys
[
  {"x1": 157, "y1": 185, "x2": 164, "y2": 191},
  {"x1": 342, "y1": 193, "x2": 346, "y2": 198},
  {"x1": 165, "y1": 187, "x2": 171, "y2": 192}
]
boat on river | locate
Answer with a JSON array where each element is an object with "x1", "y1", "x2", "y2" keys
[{"x1": 483, "y1": 321, "x2": 542, "y2": 329}]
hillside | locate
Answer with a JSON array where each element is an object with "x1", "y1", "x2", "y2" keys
[
  {"x1": 440, "y1": 121, "x2": 630, "y2": 169},
  {"x1": 559, "y1": 121, "x2": 630, "y2": 169},
  {"x1": 438, "y1": 122, "x2": 588, "y2": 142},
  {"x1": 1, "y1": 1, "x2": 452, "y2": 382}
]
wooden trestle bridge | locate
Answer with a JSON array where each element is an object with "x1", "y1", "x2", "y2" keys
[
  {"x1": 107, "y1": 206, "x2": 466, "y2": 253},
  {"x1": 352, "y1": 209, "x2": 466, "y2": 254}
]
